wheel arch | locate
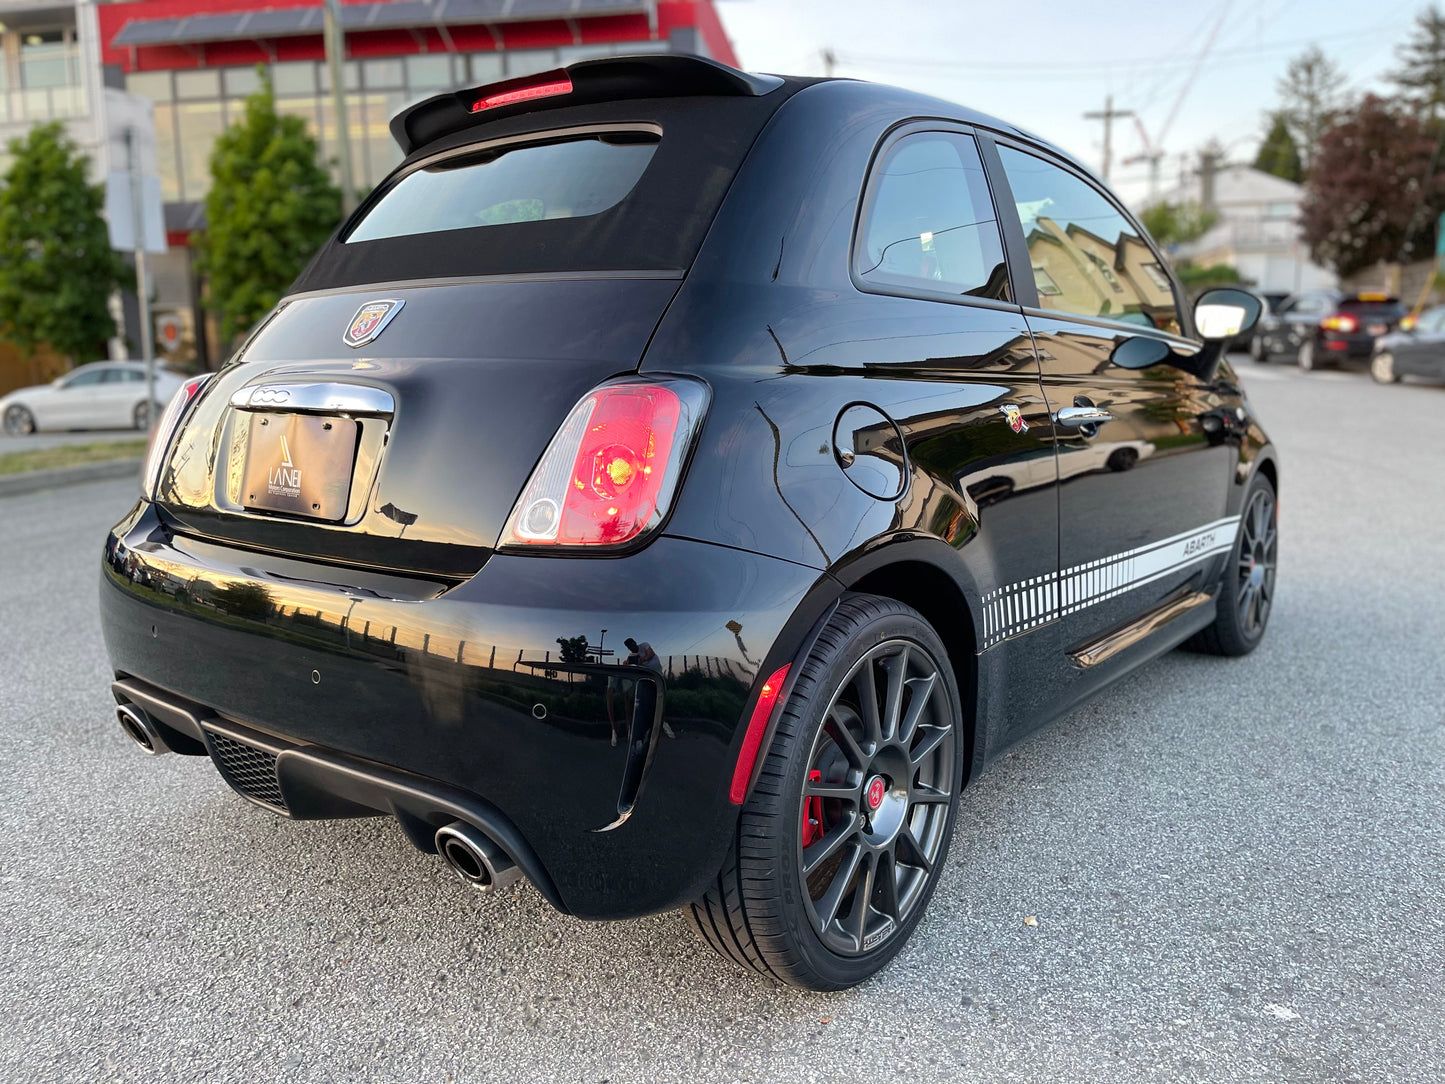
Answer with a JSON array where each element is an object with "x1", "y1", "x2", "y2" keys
[{"x1": 829, "y1": 537, "x2": 983, "y2": 786}]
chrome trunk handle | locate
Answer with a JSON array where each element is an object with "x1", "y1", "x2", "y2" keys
[{"x1": 229, "y1": 382, "x2": 395, "y2": 416}]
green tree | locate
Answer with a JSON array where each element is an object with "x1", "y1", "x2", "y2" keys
[
  {"x1": 1392, "y1": 4, "x2": 1445, "y2": 120},
  {"x1": 0, "y1": 123, "x2": 121, "y2": 362},
  {"x1": 1139, "y1": 201, "x2": 1218, "y2": 248},
  {"x1": 195, "y1": 69, "x2": 341, "y2": 344},
  {"x1": 1254, "y1": 112, "x2": 1302, "y2": 183},
  {"x1": 1277, "y1": 46, "x2": 1350, "y2": 175}
]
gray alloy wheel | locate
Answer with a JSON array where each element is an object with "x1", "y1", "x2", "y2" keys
[
  {"x1": 1371, "y1": 352, "x2": 1399, "y2": 384},
  {"x1": 1297, "y1": 339, "x2": 1316, "y2": 371},
  {"x1": 1249, "y1": 335, "x2": 1267, "y2": 362},
  {"x1": 688, "y1": 594, "x2": 964, "y2": 990},
  {"x1": 1187, "y1": 472, "x2": 1277, "y2": 657},
  {"x1": 133, "y1": 400, "x2": 153, "y2": 430},
  {"x1": 3, "y1": 404, "x2": 35, "y2": 435}
]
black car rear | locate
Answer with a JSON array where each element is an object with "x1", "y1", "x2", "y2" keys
[{"x1": 1255, "y1": 289, "x2": 1406, "y2": 370}]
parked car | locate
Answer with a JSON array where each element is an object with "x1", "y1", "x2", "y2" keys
[
  {"x1": 1252, "y1": 289, "x2": 1407, "y2": 370},
  {"x1": 1371, "y1": 305, "x2": 1445, "y2": 384},
  {"x1": 0, "y1": 361, "x2": 186, "y2": 434},
  {"x1": 1231, "y1": 289, "x2": 1287, "y2": 355},
  {"x1": 99, "y1": 55, "x2": 1277, "y2": 991}
]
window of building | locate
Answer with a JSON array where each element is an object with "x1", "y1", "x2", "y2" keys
[
  {"x1": 857, "y1": 131, "x2": 1009, "y2": 301},
  {"x1": 997, "y1": 145, "x2": 1181, "y2": 334},
  {"x1": 404, "y1": 55, "x2": 453, "y2": 91},
  {"x1": 175, "y1": 70, "x2": 221, "y2": 100},
  {"x1": 362, "y1": 59, "x2": 405, "y2": 90},
  {"x1": 20, "y1": 29, "x2": 77, "y2": 90},
  {"x1": 467, "y1": 53, "x2": 504, "y2": 84},
  {"x1": 273, "y1": 62, "x2": 317, "y2": 96},
  {"x1": 223, "y1": 66, "x2": 262, "y2": 98}
]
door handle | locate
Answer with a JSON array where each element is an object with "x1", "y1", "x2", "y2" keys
[{"x1": 1053, "y1": 406, "x2": 1113, "y2": 427}]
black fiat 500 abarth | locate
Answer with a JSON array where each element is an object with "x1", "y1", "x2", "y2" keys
[{"x1": 101, "y1": 55, "x2": 1277, "y2": 990}]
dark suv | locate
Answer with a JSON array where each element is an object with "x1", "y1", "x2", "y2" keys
[
  {"x1": 100, "y1": 55, "x2": 1275, "y2": 990},
  {"x1": 1253, "y1": 289, "x2": 1406, "y2": 370}
]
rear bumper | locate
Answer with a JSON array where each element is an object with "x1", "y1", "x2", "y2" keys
[
  {"x1": 100, "y1": 501, "x2": 826, "y2": 918},
  {"x1": 1319, "y1": 332, "x2": 1376, "y2": 360}
]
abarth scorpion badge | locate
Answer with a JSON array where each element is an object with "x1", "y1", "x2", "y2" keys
[
  {"x1": 344, "y1": 299, "x2": 404, "y2": 348},
  {"x1": 999, "y1": 403, "x2": 1029, "y2": 434}
]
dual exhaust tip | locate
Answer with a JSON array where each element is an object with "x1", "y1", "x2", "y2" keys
[
  {"x1": 435, "y1": 821, "x2": 522, "y2": 892},
  {"x1": 117, "y1": 704, "x2": 523, "y2": 894}
]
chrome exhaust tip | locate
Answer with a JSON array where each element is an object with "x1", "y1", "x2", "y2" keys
[
  {"x1": 435, "y1": 821, "x2": 521, "y2": 892},
  {"x1": 116, "y1": 703, "x2": 169, "y2": 756}
]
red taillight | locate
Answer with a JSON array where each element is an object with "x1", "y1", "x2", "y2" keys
[
  {"x1": 729, "y1": 664, "x2": 791, "y2": 805},
  {"x1": 500, "y1": 378, "x2": 709, "y2": 550},
  {"x1": 1321, "y1": 315, "x2": 1358, "y2": 333},
  {"x1": 471, "y1": 74, "x2": 572, "y2": 113}
]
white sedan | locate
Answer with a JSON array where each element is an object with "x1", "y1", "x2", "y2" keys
[{"x1": 0, "y1": 362, "x2": 188, "y2": 434}]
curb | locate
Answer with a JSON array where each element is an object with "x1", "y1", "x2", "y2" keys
[{"x1": 0, "y1": 457, "x2": 142, "y2": 499}]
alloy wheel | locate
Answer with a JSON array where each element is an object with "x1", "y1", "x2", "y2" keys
[
  {"x1": 3, "y1": 405, "x2": 33, "y2": 435},
  {"x1": 1236, "y1": 488, "x2": 1277, "y2": 638},
  {"x1": 796, "y1": 639, "x2": 955, "y2": 957}
]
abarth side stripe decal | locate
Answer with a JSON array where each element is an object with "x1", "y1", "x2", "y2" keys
[{"x1": 981, "y1": 516, "x2": 1241, "y2": 648}]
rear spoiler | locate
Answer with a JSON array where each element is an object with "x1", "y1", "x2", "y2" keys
[{"x1": 390, "y1": 54, "x2": 785, "y2": 156}]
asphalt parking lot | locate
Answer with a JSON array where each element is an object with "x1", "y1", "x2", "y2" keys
[{"x1": 1, "y1": 357, "x2": 1441, "y2": 1083}]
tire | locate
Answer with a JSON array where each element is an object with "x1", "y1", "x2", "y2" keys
[
  {"x1": 1187, "y1": 473, "x2": 1277, "y2": 657},
  {"x1": 1249, "y1": 335, "x2": 1267, "y2": 362},
  {"x1": 687, "y1": 594, "x2": 964, "y2": 990},
  {"x1": 133, "y1": 400, "x2": 154, "y2": 430},
  {"x1": 1297, "y1": 339, "x2": 1316, "y2": 371},
  {"x1": 3, "y1": 404, "x2": 35, "y2": 435},
  {"x1": 1371, "y1": 352, "x2": 1399, "y2": 384}
]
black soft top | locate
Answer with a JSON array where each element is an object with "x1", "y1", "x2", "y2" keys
[{"x1": 288, "y1": 56, "x2": 814, "y2": 295}]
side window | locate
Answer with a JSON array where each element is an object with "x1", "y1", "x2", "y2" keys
[
  {"x1": 120, "y1": 369, "x2": 143, "y2": 382},
  {"x1": 996, "y1": 145, "x2": 1182, "y2": 335},
  {"x1": 857, "y1": 131, "x2": 1009, "y2": 301},
  {"x1": 64, "y1": 369, "x2": 104, "y2": 387},
  {"x1": 1293, "y1": 294, "x2": 1329, "y2": 315}
]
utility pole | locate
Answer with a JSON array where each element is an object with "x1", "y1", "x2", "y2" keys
[
  {"x1": 1084, "y1": 95, "x2": 1134, "y2": 183},
  {"x1": 126, "y1": 126, "x2": 155, "y2": 431},
  {"x1": 323, "y1": 0, "x2": 356, "y2": 215}
]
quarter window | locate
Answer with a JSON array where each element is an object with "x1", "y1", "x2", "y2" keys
[
  {"x1": 997, "y1": 145, "x2": 1181, "y2": 334},
  {"x1": 857, "y1": 132, "x2": 1009, "y2": 301}
]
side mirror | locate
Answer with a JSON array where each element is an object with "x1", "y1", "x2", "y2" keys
[{"x1": 1194, "y1": 288, "x2": 1263, "y2": 342}]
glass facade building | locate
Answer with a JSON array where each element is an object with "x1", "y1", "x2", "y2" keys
[{"x1": 123, "y1": 44, "x2": 661, "y2": 203}]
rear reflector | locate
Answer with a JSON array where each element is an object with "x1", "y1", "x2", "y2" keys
[
  {"x1": 471, "y1": 75, "x2": 572, "y2": 113},
  {"x1": 729, "y1": 664, "x2": 791, "y2": 805}
]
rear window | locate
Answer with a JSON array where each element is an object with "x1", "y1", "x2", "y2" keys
[{"x1": 347, "y1": 132, "x2": 659, "y2": 244}]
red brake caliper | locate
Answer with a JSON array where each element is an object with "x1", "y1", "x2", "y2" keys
[{"x1": 802, "y1": 768, "x2": 824, "y2": 849}]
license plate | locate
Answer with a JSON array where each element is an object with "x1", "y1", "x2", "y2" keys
[
  {"x1": 1367, "y1": 323, "x2": 1387, "y2": 335},
  {"x1": 241, "y1": 413, "x2": 357, "y2": 521}
]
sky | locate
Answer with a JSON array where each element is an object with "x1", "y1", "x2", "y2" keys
[{"x1": 715, "y1": 0, "x2": 1421, "y2": 207}]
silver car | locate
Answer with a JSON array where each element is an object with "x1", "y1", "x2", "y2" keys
[{"x1": 0, "y1": 362, "x2": 186, "y2": 434}]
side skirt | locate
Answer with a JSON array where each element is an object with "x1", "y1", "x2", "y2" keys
[{"x1": 1068, "y1": 587, "x2": 1216, "y2": 670}]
